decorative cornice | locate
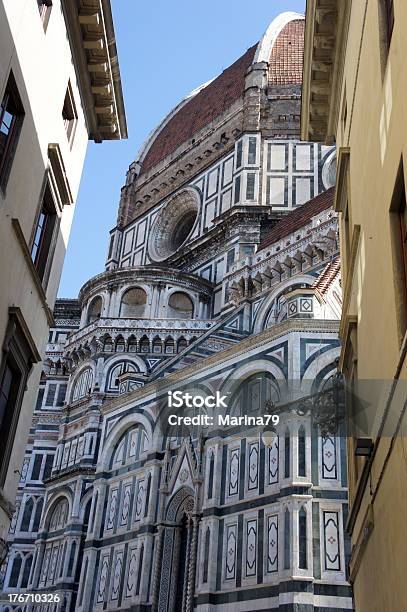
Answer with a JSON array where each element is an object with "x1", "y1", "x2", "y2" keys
[{"x1": 61, "y1": 0, "x2": 127, "y2": 142}]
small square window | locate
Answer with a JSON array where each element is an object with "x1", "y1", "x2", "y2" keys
[{"x1": 62, "y1": 82, "x2": 77, "y2": 146}]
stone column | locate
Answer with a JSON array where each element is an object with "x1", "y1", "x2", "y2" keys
[
  {"x1": 185, "y1": 515, "x2": 199, "y2": 612},
  {"x1": 151, "y1": 525, "x2": 164, "y2": 611}
]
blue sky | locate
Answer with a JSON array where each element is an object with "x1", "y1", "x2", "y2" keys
[{"x1": 58, "y1": 0, "x2": 305, "y2": 297}]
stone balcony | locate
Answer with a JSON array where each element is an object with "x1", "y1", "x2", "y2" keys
[{"x1": 63, "y1": 316, "x2": 215, "y2": 357}]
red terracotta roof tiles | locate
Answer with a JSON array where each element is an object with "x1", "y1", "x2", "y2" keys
[
  {"x1": 269, "y1": 19, "x2": 304, "y2": 86},
  {"x1": 140, "y1": 45, "x2": 257, "y2": 176},
  {"x1": 313, "y1": 257, "x2": 341, "y2": 295},
  {"x1": 257, "y1": 187, "x2": 335, "y2": 251}
]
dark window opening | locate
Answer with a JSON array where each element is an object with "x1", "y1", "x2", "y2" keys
[
  {"x1": 8, "y1": 555, "x2": 22, "y2": 588},
  {"x1": 43, "y1": 454, "x2": 54, "y2": 480},
  {"x1": 298, "y1": 426, "x2": 306, "y2": 477},
  {"x1": 236, "y1": 140, "x2": 243, "y2": 168},
  {"x1": 0, "y1": 310, "x2": 37, "y2": 484},
  {"x1": 0, "y1": 72, "x2": 24, "y2": 191},
  {"x1": 299, "y1": 507, "x2": 307, "y2": 569},
  {"x1": 384, "y1": 0, "x2": 394, "y2": 46},
  {"x1": 248, "y1": 137, "x2": 257, "y2": 164},
  {"x1": 390, "y1": 162, "x2": 407, "y2": 342},
  {"x1": 31, "y1": 183, "x2": 57, "y2": 283},
  {"x1": 62, "y1": 82, "x2": 77, "y2": 145},
  {"x1": 203, "y1": 527, "x2": 210, "y2": 583},
  {"x1": 21, "y1": 498, "x2": 34, "y2": 531},
  {"x1": 284, "y1": 509, "x2": 290, "y2": 569},
  {"x1": 284, "y1": 430, "x2": 290, "y2": 478},
  {"x1": 234, "y1": 175, "x2": 241, "y2": 204},
  {"x1": 31, "y1": 454, "x2": 43, "y2": 480},
  {"x1": 246, "y1": 173, "x2": 256, "y2": 200}
]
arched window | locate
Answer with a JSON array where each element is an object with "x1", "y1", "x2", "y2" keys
[
  {"x1": 120, "y1": 288, "x2": 147, "y2": 318},
  {"x1": 8, "y1": 555, "x2": 22, "y2": 588},
  {"x1": 103, "y1": 335, "x2": 113, "y2": 352},
  {"x1": 20, "y1": 498, "x2": 34, "y2": 531},
  {"x1": 72, "y1": 368, "x2": 93, "y2": 401},
  {"x1": 177, "y1": 337, "x2": 187, "y2": 352},
  {"x1": 128, "y1": 335, "x2": 137, "y2": 352},
  {"x1": 67, "y1": 541, "x2": 77, "y2": 576},
  {"x1": 164, "y1": 337, "x2": 175, "y2": 354},
  {"x1": 228, "y1": 372, "x2": 280, "y2": 424},
  {"x1": 152, "y1": 336, "x2": 162, "y2": 353},
  {"x1": 21, "y1": 555, "x2": 33, "y2": 588},
  {"x1": 284, "y1": 508, "x2": 290, "y2": 570},
  {"x1": 144, "y1": 473, "x2": 151, "y2": 518},
  {"x1": 110, "y1": 424, "x2": 149, "y2": 469},
  {"x1": 32, "y1": 497, "x2": 44, "y2": 531},
  {"x1": 87, "y1": 296, "x2": 102, "y2": 324},
  {"x1": 59, "y1": 542, "x2": 67, "y2": 578},
  {"x1": 203, "y1": 527, "x2": 210, "y2": 583},
  {"x1": 284, "y1": 429, "x2": 290, "y2": 478},
  {"x1": 139, "y1": 336, "x2": 150, "y2": 353},
  {"x1": 167, "y1": 292, "x2": 194, "y2": 319},
  {"x1": 48, "y1": 498, "x2": 69, "y2": 533},
  {"x1": 207, "y1": 452, "x2": 215, "y2": 500},
  {"x1": 299, "y1": 507, "x2": 307, "y2": 569},
  {"x1": 115, "y1": 335, "x2": 125, "y2": 352},
  {"x1": 89, "y1": 491, "x2": 98, "y2": 533},
  {"x1": 78, "y1": 557, "x2": 88, "y2": 606},
  {"x1": 298, "y1": 426, "x2": 306, "y2": 477}
]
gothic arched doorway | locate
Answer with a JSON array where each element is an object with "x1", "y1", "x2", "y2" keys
[{"x1": 157, "y1": 487, "x2": 197, "y2": 612}]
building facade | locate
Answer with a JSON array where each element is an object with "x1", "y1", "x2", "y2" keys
[
  {"x1": 0, "y1": 0, "x2": 127, "y2": 553},
  {"x1": 3, "y1": 12, "x2": 353, "y2": 612},
  {"x1": 302, "y1": 1, "x2": 407, "y2": 611}
]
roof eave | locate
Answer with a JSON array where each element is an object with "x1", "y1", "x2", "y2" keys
[
  {"x1": 61, "y1": 0, "x2": 127, "y2": 142},
  {"x1": 301, "y1": 0, "x2": 349, "y2": 144}
]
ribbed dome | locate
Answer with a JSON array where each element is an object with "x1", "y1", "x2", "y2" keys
[{"x1": 137, "y1": 12, "x2": 305, "y2": 177}]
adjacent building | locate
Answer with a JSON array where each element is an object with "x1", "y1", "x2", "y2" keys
[
  {"x1": 302, "y1": 0, "x2": 407, "y2": 610},
  {"x1": 3, "y1": 11, "x2": 353, "y2": 612},
  {"x1": 0, "y1": 0, "x2": 126, "y2": 558}
]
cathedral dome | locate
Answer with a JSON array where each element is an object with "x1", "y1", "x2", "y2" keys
[{"x1": 136, "y1": 12, "x2": 304, "y2": 177}]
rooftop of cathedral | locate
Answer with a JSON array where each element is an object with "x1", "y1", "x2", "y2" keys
[
  {"x1": 257, "y1": 186, "x2": 335, "y2": 252},
  {"x1": 138, "y1": 13, "x2": 305, "y2": 176}
]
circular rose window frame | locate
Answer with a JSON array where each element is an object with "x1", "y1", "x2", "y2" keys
[{"x1": 148, "y1": 188, "x2": 201, "y2": 262}]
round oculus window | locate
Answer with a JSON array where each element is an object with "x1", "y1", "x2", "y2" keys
[{"x1": 148, "y1": 188, "x2": 200, "y2": 262}]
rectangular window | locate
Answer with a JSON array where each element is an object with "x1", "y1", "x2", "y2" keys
[
  {"x1": 45, "y1": 383, "x2": 57, "y2": 406},
  {"x1": 0, "y1": 72, "x2": 24, "y2": 191},
  {"x1": 31, "y1": 183, "x2": 58, "y2": 283},
  {"x1": 226, "y1": 249, "x2": 235, "y2": 272},
  {"x1": 62, "y1": 82, "x2": 77, "y2": 146},
  {"x1": 246, "y1": 173, "x2": 256, "y2": 200},
  {"x1": 31, "y1": 454, "x2": 43, "y2": 480},
  {"x1": 248, "y1": 137, "x2": 257, "y2": 164},
  {"x1": 0, "y1": 309, "x2": 39, "y2": 485},
  {"x1": 234, "y1": 176, "x2": 241, "y2": 204},
  {"x1": 56, "y1": 383, "x2": 67, "y2": 407},
  {"x1": 390, "y1": 163, "x2": 407, "y2": 342},
  {"x1": 43, "y1": 454, "x2": 54, "y2": 480},
  {"x1": 35, "y1": 387, "x2": 45, "y2": 410},
  {"x1": 236, "y1": 140, "x2": 243, "y2": 169}
]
